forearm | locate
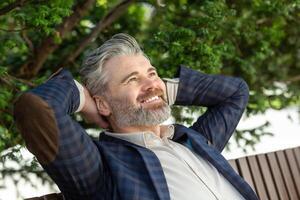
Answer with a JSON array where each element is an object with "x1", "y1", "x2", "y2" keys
[
  {"x1": 173, "y1": 66, "x2": 249, "y2": 151},
  {"x1": 175, "y1": 66, "x2": 249, "y2": 108},
  {"x1": 29, "y1": 69, "x2": 81, "y2": 115}
]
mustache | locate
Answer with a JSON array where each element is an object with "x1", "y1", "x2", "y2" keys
[{"x1": 137, "y1": 89, "x2": 166, "y2": 102}]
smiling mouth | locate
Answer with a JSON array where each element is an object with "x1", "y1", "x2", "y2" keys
[
  {"x1": 140, "y1": 95, "x2": 161, "y2": 104},
  {"x1": 138, "y1": 89, "x2": 166, "y2": 106}
]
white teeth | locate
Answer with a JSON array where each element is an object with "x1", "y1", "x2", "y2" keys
[{"x1": 144, "y1": 96, "x2": 159, "y2": 103}]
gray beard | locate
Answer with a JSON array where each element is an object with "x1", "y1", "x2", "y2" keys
[{"x1": 108, "y1": 96, "x2": 171, "y2": 127}]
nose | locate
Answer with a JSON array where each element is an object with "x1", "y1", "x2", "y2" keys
[{"x1": 141, "y1": 77, "x2": 157, "y2": 92}]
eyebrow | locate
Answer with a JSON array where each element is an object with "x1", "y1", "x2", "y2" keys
[{"x1": 120, "y1": 67, "x2": 157, "y2": 84}]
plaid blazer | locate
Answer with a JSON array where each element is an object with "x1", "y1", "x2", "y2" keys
[{"x1": 14, "y1": 66, "x2": 258, "y2": 200}]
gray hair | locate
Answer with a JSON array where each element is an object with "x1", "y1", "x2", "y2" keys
[{"x1": 80, "y1": 33, "x2": 144, "y2": 96}]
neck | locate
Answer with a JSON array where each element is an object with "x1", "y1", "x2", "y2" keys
[{"x1": 110, "y1": 122, "x2": 161, "y2": 137}]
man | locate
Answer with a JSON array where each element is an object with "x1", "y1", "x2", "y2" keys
[{"x1": 14, "y1": 33, "x2": 258, "y2": 200}]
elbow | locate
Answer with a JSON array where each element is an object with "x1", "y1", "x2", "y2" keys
[
  {"x1": 14, "y1": 92, "x2": 59, "y2": 164},
  {"x1": 13, "y1": 92, "x2": 44, "y2": 124},
  {"x1": 13, "y1": 93, "x2": 42, "y2": 151},
  {"x1": 238, "y1": 79, "x2": 250, "y2": 107}
]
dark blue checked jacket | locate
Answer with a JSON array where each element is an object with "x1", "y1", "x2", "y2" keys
[{"x1": 14, "y1": 66, "x2": 258, "y2": 200}]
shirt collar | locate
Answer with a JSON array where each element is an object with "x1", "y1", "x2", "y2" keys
[{"x1": 104, "y1": 125, "x2": 174, "y2": 148}]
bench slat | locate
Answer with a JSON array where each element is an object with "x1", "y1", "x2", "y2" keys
[
  {"x1": 293, "y1": 147, "x2": 300, "y2": 171},
  {"x1": 228, "y1": 159, "x2": 239, "y2": 174},
  {"x1": 276, "y1": 150, "x2": 299, "y2": 200},
  {"x1": 267, "y1": 152, "x2": 289, "y2": 200},
  {"x1": 257, "y1": 154, "x2": 279, "y2": 200},
  {"x1": 247, "y1": 156, "x2": 268, "y2": 200},
  {"x1": 285, "y1": 149, "x2": 300, "y2": 198},
  {"x1": 237, "y1": 157, "x2": 256, "y2": 191}
]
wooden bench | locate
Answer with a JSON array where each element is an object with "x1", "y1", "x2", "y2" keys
[
  {"x1": 26, "y1": 146, "x2": 300, "y2": 200},
  {"x1": 228, "y1": 146, "x2": 300, "y2": 200}
]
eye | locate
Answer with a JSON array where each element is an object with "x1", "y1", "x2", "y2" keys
[
  {"x1": 127, "y1": 76, "x2": 138, "y2": 83},
  {"x1": 149, "y1": 71, "x2": 157, "y2": 77}
]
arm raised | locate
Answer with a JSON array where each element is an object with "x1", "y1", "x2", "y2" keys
[
  {"x1": 175, "y1": 66, "x2": 249, "y2": 152},
  {"x1": 14, "y1": 69, "x2": 104, "y2": 199}
]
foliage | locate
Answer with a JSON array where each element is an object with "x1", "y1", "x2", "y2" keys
[
  {"x1": 143, "y1": 0, "x2": 300, "y2": 149},
  {"x1": 0, "y1": 0, "x2": 299, "y2": 196}
]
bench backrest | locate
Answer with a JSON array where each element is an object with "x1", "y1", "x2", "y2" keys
[{"x1": 228, "y1": 146, "x2": 300, "y2": 200}]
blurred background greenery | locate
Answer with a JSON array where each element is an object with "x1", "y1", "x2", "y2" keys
[{"x1": 0, "y1": 0, "x2": 299, "y2": 198}]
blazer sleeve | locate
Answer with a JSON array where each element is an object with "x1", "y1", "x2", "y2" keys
[
  {"x1": 175, "y1": 66, "x2": 249, "y2": 152},
  {"x1": 13, "y1": 69, "x2": 104, "y2": 199}
]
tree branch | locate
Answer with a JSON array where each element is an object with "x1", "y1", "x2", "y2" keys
[
  {"x1": 0, "y1": 73, "x2": 35, "y2": 88},
  {"x1": 0, "y1": 0, "x2": 30, "y2": 16},
  {"x1": 0, "y1": 27, "x2": 28, "y2": 32},
  {"x1": 286, "y1": 75, "x2": 300, "y2": 83},
  {"x1": 59, "y1": 0, "x2": 135, "y2": 68},
  {"x1": 18, "y1": 0, "x2": 96, "y2": 78},
  {"x1": 21, "y1": 30, "x2": 34, "y2": 52}
]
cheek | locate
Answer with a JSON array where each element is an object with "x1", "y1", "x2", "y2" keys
[
  {"x1": 157, "y1": 79, "x2": 167, "y2": 93},
  {"x1": 117, "y1": 89, "x2": 139, "y2": 103},
  {"x1": 157, "y1": 80, "x2": 168, "y2": 101}
]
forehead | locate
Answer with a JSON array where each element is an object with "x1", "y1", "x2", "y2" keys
[{"x1": 103, "y1": 54, "x2": 153, "y2": 83}]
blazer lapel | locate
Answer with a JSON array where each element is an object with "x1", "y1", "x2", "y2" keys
[
  {"x1": 134, "y1": 147, "x2": 171, "y2": 200},
  {"x1": 100, "y1": 133, "x2": 170, "y2": 200},
  {"x1": 174, "y1": 125, "x2": 258, "y2": 200}
]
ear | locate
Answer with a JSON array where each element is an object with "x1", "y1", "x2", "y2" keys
[{"x1": 93, "y1": 95, "x2": 111, "y2": 116}]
